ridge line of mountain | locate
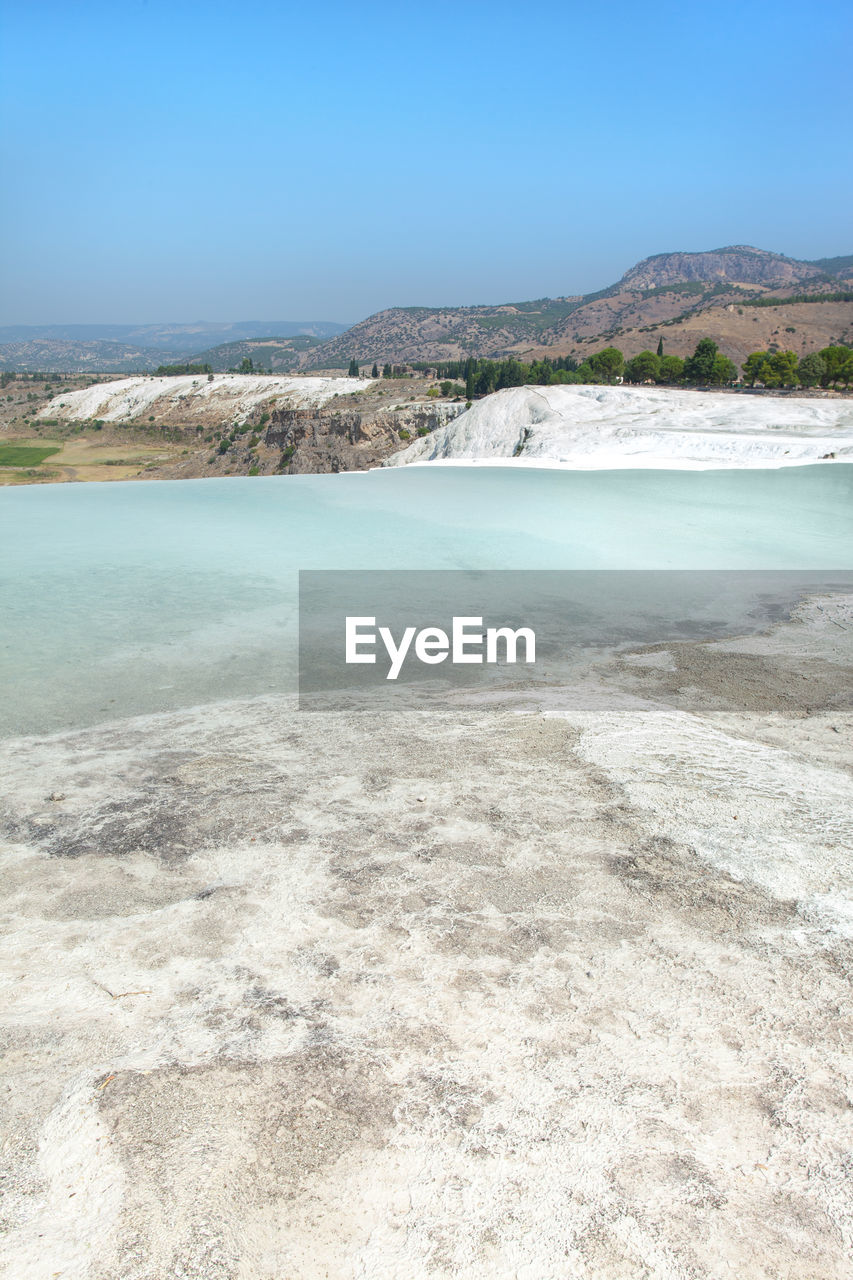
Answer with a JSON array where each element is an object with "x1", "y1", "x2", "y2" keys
[{"x1": 2, "y1": 245, "x2": 851, "y2": 373}]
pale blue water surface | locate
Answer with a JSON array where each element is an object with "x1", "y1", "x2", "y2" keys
[{"x1": 1, "y1": 466, "x2": 851, "y2": 735}]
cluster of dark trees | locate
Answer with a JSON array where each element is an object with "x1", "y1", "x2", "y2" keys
[
  {"x1": 622, "y1": 340, "x2": 737, "y2": 387},
  {"x1": 576, "y1": 340, "x2": 852, "y2": 390},
  {"x1": 741, "y1": 345, "x2": 853, "y2": 388},
  {"x1": 349, "y1": 343, "x2": 740, "y2": 395},
  {"x1": 586, "y1": 340, "x2": 852, "y2": 390},
  {"x1": 1, "y1": 370, "x2": 63, "y2": 387},
  {"x1": 422, "y1": 339, "x2": 851, "y2": 396},
  {"x1": 348, "y1": 338, "x2": 853, "y2": 394},
  {"x1": 228, "y1": 357, "x2": 277, "y2": 373},
  {"x1": 429, "y1": 355, "x2": 578, "y2": 397},
  {"x1": 155, "y1": 362, "x2": 213, "y2": 376},
  {"x1": 416, "y1": 342, "x2": 737, "y2": 397},
  {"x1": 743, "y1": 291, "x2": 853, "y2": 308}
]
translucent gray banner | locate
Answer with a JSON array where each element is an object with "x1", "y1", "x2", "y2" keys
[{"x1": 298, "y1": 570, "x2": 853, "y2": 709}]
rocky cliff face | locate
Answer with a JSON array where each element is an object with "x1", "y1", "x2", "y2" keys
[
  {"x1": 265, "y1": 402, "x2": 464, "y2": 473},
  {"x1": 619, "y1": 246, "x2": 823, "y2": 290}
]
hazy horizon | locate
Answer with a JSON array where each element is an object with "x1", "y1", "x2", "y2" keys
[
  {"x1": 2, "y1": 237, "x2": 851, "y2": 331},
  {"x1": 0, "y1": 319, "x2": 355, "y2": 332},
  {"x1": 1, "y1": 0, "x2": 851, "y2": 326}
]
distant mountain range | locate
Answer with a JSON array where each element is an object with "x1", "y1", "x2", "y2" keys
[
  {"x1": 2, "y1": 248, "x2": 851, "y2": 373},
  {"x1": 0, "y1": 319, "x2": 347, "y2": 349},
  {"x1": 309, "y1": 247, "x2": 853, "y2": 369},
  {"x1": 0, "y1": 321, "x2": 348, "y2": 373}
]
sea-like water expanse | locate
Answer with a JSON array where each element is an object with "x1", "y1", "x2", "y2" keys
[{"x1": 2, "y1": 465, "x2": 852, "y2": 736}]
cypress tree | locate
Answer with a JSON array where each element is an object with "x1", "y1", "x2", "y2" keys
[
  {"x1": 656, "y1": 337, "x2": 664, "y2": 357},
  {"x1": 371, "y1": 363, "x2": 379, "y2": 378}
]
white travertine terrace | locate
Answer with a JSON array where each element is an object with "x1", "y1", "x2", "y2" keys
[{"x1": 387, "y1": 384, "x2": 853, "y2": 469}]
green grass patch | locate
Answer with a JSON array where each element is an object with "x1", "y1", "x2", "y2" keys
[{"x1": 0, "y1": 444, "x2": 61, "y2": 467}]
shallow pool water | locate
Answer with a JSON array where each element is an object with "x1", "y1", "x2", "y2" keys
[{"x1": 2, "y1": 465, "x2": 851, "y2": 735}]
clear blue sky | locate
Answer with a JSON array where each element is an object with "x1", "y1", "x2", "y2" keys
[{"x1": 1, "y1": 0, "x2": 851, "y2": 324}]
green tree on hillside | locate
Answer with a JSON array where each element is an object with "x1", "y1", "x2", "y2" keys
[
  {"x1": 497, "y1": 358, "x2": 527, "y2": 388},
  {"x1": 347, "y1": 358, "x2": 359, "y2": 377},
  {"x1": 587, "y1": 346, "x2": 624, "y2": 382},
  {"x1": 818, "y1": 346, "x2": 850, "y2": 387},
  {"x1": 709, "y1": 354, "x2": 737, "y2": 385},
  {"x1": 657, "y1": 355, "x2": 685, "y2": 384},
  {"x1": 797, "y1": 352, "x2": 827, "y2": 387},
  {"x1": 742, "y1": 351, "x2": 770, "y2": 386},
  {"x1": 769, "y1": 350, "x2": 799, "y2": 387},
  {"x1": 656, "y1": 337, "x2": 664, "y2": 357},
  {"x1": 743, "y1": 349, "x2": 798, "y2": 388},
  {"x1": 684, "y1": 339, "x2": 718, "y2": 384},
  {"x1": 371, "y1": 363, "x2": 379, "y2": 378},
  {"x1": 624, "y1": 351, "x2": 660, "y2": 383}
]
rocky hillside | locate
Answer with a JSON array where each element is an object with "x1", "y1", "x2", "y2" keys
[
  {"x1": 619, "y1": 245, "x2": 835, "y2": 290},
  {"x1": 6, "y1": 249, "x2": 851, "y2": 376},
  {"x1": 265, "y1": 402, "x2": 463, "y2": 473},
  {"x1": 307, "y1": 300, "x2": 584, "y2": 367},
  {"x1": 136, "y1": 377, "x2": 465, "y2": 480},
  {"x1": 2, "y1": 374, "x2": 458, "y2": 485},
  {"x1": 188, "y1": 335, "x2": 325, "y2": 372},
  {"x1": 307, "y1": 246, "x2": 853, "y2": 369}
]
